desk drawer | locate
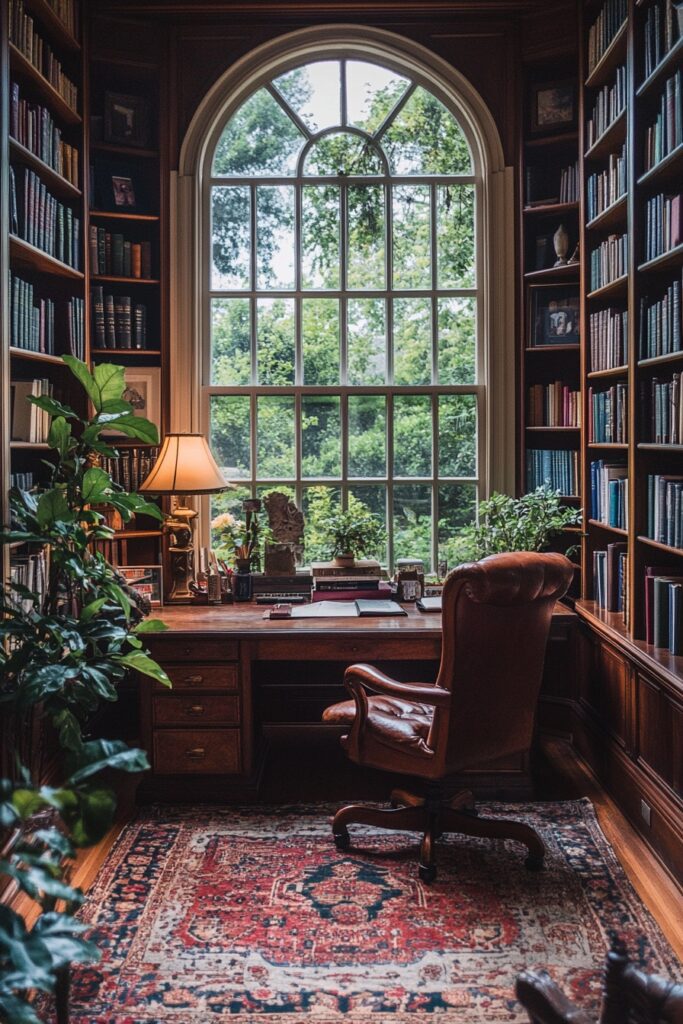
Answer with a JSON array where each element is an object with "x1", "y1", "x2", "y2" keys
[
  {"x1": 153, "y1": 729, "x2": 241, "y2": 774},
  {"x1": 153, "y1": 695, "x2": 240, "y2": 726},
  {"x1": 147, "y1": 638, "x2": 238, "y2": 663},
  {"x1": 155, "y1": 663, "x2": 239, "y2": 692}
]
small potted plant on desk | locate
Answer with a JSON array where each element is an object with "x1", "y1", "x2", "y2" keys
[{"x1": 327, "y1": 497, "x2": 386, "y2": 567}]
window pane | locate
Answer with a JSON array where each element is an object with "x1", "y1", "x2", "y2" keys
[
  {"x1": 348, "y1": 395, "x2": 386, "y2": 477},
  {"x1": 438, "y1": 297, "x2": 476, "y2": 385},
  {"x1": 302, "y1": 485, "x2": 341, "y2": 563},
  {"x1": 383, "y1": 86, "x2": 473, "y2": 174},
  {"x1": 212, "y1": 89, "x2": 304, "y2": 176},
  {"x1": 438, "y1": 185, "x2": 475, "y2": 289},
  {"x1": 394, "y1": 395, "x2": 432, "y2": 477},
  {"x1": 256, "y1": 299, "x2": 295, "y2": 385},
  {"x1": 273, "y1": 61, "x2": 341, "y2": 133},
  {"x1": 256, "y1": 186, "x2": 295, "y2": 289},
  {"x1": 257, "y1": 396, "x2": 295, "y2": 479},
  {"x1": 210, "y1": 396, "x2": 250, "y2": 479},
  {"x1": 347, "y1": 185, "x2": 385, "y2": 289},
  {"x1": 304, "y1": 134, "x2": 382, "y2": 176},
  {"x1": 439, "y1": 395, "x2": 477, "y2": 477},
  {"x1": 392, "y1": 185, "x2": 431, "y2": 289},
  {"x1": 302, "y1": 396, "x2": 341, "y2": 478},
  {"x1": 302, "y1": 186, "x2": 340, "y2": 289},
  {"x1": 438, "y1": 484, "x2": 477, "y2": 568},
  {"x1": 211, "y1": 186, "x2": 250, "y2": 290},
  {"x1": 302, "y1": 299, "x2": 340, "y2": 385},
  {"x1": 393, "y1": 297, "x2": 431, "y2": 385},
  {"x1": 393, "y1": 484, "x2": 432, "y2": 569},
  {"x1": 346, "y1": 61, "x2": 410, "y2": 133},
  {"x1": 211, "y1": 298, "x2": 250, "y2": 386},
  {"x1": 348, "y1": 299, "x2": 386, "y2": 385},
  {"x1": 348, "y1": 486, "x2": 387, "y2": 563}
]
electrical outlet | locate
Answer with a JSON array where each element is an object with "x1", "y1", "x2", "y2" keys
[{"x1": 640, "y1": 800, "x2": 652, "y2": 827}]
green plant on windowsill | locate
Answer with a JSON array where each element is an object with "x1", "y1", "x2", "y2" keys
[
  {"x1": 0, "y1": 356, "x2": 171, "y2": 1022},
  {"x1": 449, "y1": 486, "x2": 583, "y2": 565},
  {"x1": 326, "y1": 495, "x2": 386, "y2": 564}
]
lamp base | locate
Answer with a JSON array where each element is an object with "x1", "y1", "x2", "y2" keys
[{"x1": 164, "y1": 503, "x2": 198, "y2": 604}]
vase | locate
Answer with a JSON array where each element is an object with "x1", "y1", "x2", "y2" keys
[
  {"x1": 553, "y1": 224, "x2": 569, "y2": 266},
  {"x1": 333, "y1": 553, "x2": 355, "y2": 568}
]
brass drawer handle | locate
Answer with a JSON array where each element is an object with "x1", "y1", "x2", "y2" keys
[
  {"x1": 187, "y1": 704, "x2": 204, "y2": 716},
  {"x1": 185, "y1": 747, "x2": 206, "y2": 760},
  {"x1": 184, "y1": 674, "x2": 204, "y2": 685}
]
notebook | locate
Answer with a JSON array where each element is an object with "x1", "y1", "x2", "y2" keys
[{"x1": 416, "y1": 596, "x2": 442, "y2": 612}]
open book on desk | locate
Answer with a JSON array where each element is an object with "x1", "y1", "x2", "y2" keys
[{"x1": 288, "y1": 599, "x2": 407, "y2": 618}]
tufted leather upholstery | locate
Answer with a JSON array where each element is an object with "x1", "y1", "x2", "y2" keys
[{"x1": 324, "y1": 551, "x2": 574, "y2": 779}]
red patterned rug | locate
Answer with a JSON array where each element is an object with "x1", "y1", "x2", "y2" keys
[{"x1": 63, "y1": 800, "x2": 679, "y2": 1022}]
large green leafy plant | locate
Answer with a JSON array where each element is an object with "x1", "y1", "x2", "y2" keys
[
  {"x1": 326, "y1": 495, "x2": 386, "y2": 560},
  {"x1": 0, "y1": 357, "x2": 170, "y2": 1021}
]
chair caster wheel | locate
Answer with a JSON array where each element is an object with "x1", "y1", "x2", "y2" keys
[
  {"x1": 418, "y1": 864, "x2": 436, "y2": 883},
  {"x1": 524, "y1": 854, "x2": 544, "y2": 872},
  {"x1": 334, "y1": 831, "x2": 350, "y2": 851}
]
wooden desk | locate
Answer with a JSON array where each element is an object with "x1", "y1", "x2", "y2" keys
[{"x1": 140, "y1": 602, "x2": 576, "y2": 801}]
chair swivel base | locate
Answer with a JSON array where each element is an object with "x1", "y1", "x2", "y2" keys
[{"x1": 332, "y1": 787, "x2": 546, "y2": 883}]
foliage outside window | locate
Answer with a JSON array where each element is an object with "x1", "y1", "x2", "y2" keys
[{"x1": 206, "y1": 58, "x2": 482, "y2": 570}]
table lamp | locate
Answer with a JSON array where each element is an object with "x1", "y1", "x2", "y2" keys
[{"x1": 139, "y1": 432, "x2": 232, "y2": 603}]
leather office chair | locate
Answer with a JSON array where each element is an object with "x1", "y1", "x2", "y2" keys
[
  {"x1": 322, "y1": 551, "x2": 574, "y2": 882},
  {"x1": 516, "y1": 943, "x2": 683, "y2": 1023}
]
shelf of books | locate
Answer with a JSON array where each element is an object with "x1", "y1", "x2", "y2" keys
[
  {"x1": 519, "y1": 37, "x2": 582, "y2": 597},
  {"x1": 86, "y1": 14, "x2": 166, "y2": 568},
  {"x1": 3, "y1": 0, "x2": 85, "y2": 593},
  {"x1": 578, "y1": 0, "x2": 683, "y2": 682}
]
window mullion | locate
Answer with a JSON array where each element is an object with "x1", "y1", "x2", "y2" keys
[
  {"x1": 432, "y1": 391, "x2": 440, "y2": 572},
  {"x1": 387, "y1": 392, "x2": 394, "y2": 571},
  {"x1": 386, "y1": 181, "x2": 394, "y2": 385}
]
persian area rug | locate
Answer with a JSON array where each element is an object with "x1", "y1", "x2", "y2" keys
[{"x1": 65, "y1": 800, "x2": 679, "y2": 1023}]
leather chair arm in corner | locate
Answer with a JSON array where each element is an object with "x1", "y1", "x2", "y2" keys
[
  {"x1": 515, "y1": 971, "x2": 595, "y2": 1024},
  {"x1": 343, "y1": 664, "x2": 451, "y2": 708}
]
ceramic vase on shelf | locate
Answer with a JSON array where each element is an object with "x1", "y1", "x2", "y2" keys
[{"x1": 553, "y1": 224, "x2": 569, "y2": 266}]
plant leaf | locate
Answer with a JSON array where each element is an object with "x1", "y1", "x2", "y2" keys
[
  {"x1": 93, "y1": 364, "x2": 126, "y2": 412},
  {"x1": 36, "y1": 488, "x2": 74, "y2": 528},
  {"x1": 81, "y1": 467, "x2": 113, "y2": 505}
]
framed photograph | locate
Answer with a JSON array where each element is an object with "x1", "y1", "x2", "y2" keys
[
  {"x1": 112, "y1": 175, "x2": 136, "y2": 208},
  {"x1": 530, "y1": 80, "x2": 576, "y2": 134},
  {"x1": 118, "y1": 565, "x2": 163, "y2": 608},
  {"x1": 529, "y1": 285, "x2": 580, "y2": 347},
  {"x1": 103, "y1": 367, "x2": 161, "y2": 436},
  {"x1": 104, "y1": 91, "x2": 150, "y2": 148}
]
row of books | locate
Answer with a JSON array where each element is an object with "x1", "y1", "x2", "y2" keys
[
  {"x1": 43, "y1": 0, "x2": 79, "y2": 38},
  {"x1": 641, "y1": 374, "x2": 683, "y2": 444},
  {"x1": 647, "y1": 474, "x2": 683, "y2": 548},
  {"x1": 10, "y1": 549, "x2": 48, "y2": 615},
  {"x1": 638, "y1": 274, "x2": 682, "y2": 359},
  {"x1": 590, "y1": 232, "x2": 628, "y2": 291},
  {"x1": 646, "y1": 568, "x2": 683, "y2": 651},
  {"x1": 10, "y1": 378, "x2": 53, "y2": 443},
  {"x1": 8, "y1": 0, "x2": 78, "y2": 114},
  {"x1": 9, "y1": 166, "x2": 81, "y2": 270},
  {"x1": 587, "y1": 0, "x2": 627, "y2": 75},
  {"x1": 643, "y1": 0, "x2": 680, "y2": 82},
  {"x1": 311, "y1": 559, "x2": 389, "y2": 602},
  {"x1": 586, "y1": 65, "x2": 627, "y2": 149},
  {"x1": 586, "y1": 144, "x2": 626, "y2": 222},
  {"x1": 588, "y1": 383, "x2": 627, "y2": 444},
  {"x1": 524, "y1": 163, "x2": 578, "y2": 207},
  {"x1": 89, "y1": 227, "x2": 153, "y2": 280},
  {"x1": 10, "y1": 470, "x2": 35, "y2": 490},
  {"x1": 10, "y1": 272, "x2": 84, "y2": 359},
  {"x1": 590, "y1": 307, "x2": 628, "y2": 371},
  {"x1": 10, "y1": 83, "x2": 79, "y2": 187},
  {"x1": 593, "y1": 542, "x2": 628, "y2": 619},
  {"x1": 527, "y1": 382, "x2": 581, "y2": 428},
  {"x1": 526, "y1": 449, "x2": 579, "y2": 496},
  {"x1": 644, "y1": 193, "x2": 682, "y2": 263},
  {"x1": 91, "y1": 288, "x2": 149, "y2": 349},
  {"x1": 559, "y1": 162, "x2": 580, "y2": 204},
  {"x1": 643, "y1": 71, "x2": 683, "y2": 174},
  {"x1": 99, "y1": 447, "x2": 161, "y2": 493},
  {"x1": 590, "y1": 460, "x2": 628, "y2": 529}
]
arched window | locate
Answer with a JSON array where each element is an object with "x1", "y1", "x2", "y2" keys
[{"x1": 201, "y1": 54, "x2": 488, "y2": 570}]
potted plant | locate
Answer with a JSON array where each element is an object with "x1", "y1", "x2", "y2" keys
[
  {"x1": 0, "y1": 356, "x2": 171, "y2": 1021},
  {"x1": 326, "y1": 496, "x2": 386, "y2": 566}
]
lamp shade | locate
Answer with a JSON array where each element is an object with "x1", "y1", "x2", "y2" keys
[{"x1": 138, "y1": 433, "x2": 232, "y2": 496}]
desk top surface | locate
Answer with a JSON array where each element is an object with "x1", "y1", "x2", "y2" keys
[{"x1": 146, "y1": 600, "x2": 575, "y2": 639}]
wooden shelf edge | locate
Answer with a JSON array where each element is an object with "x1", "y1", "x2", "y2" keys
[
  {"x1": 89, "y1": 209, "x2": 159, "y2": 222},
  {"x1": 638, "y1": 351, "x2": 683, "y2": 368},
  {"x1": 638, "y1": 144, "x2": 683, "y2": 188},
  {"x1": 584, "y1": 20, "x2": 628, "y2": 89},
  {"x1": 9, "y1": 138, "x2": 81, "y2": 199},
  {"x1": 10, "y1": 347, "x2": 66, "y2": 365},
  {"x1": 10, "y1": 235, "x2": 84, "y2": 279},
  {"x1": 587, "y1": 275, "x2": 628, "y2": 300},
  {"x1": 584, "y1": 109, "x2": 627, "y2": 161},
  {"x1": 24, "y1": 0, "x2": 80, "y2": 52},
  {"x1": 524, "y1": 264, "x2": 581, "y2": 281},
  {"x1": 588, "y1": 519, "x2": 628, "y2": 535},
  {"x1": 91, "y1": 275, "x2": 160, "y2": 285},
  {"x1": 636, "y1": 37, "x2": 683, "y2": 98},
  {"x1": 523, "y1": 201, "x2": 579, "y2": 216},
  {"x1": 638, "y1": 245, "x2": 683, "y2": 274},
  {"x1": 586, "y1": 194, "x2": 627, "y2": 231},
  {"x1": 588, "y1": 365, "x2": 629, "y2": 379},
  {"x1": 638, "y1": 444, "x2": 683, "y2": 451},
  {"x1": 637, "y1": 535, "x2": 683, "y2": 557},
  {"x1": 91, "y1": 142, "x2": 158, "y2": 159},
  {"x1": 9, "y1": 44, "x2": 81, "y2": 126}
]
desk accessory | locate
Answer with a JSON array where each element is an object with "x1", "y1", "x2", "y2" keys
[
  {"x1": 139, "y1": 433, "x2": 232, "y2": 603},
  {"x1": 416, "y1": 596, "x2": 442, "y2": 612}
]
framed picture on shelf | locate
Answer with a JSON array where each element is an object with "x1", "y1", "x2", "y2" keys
[
  {"x1": 528, "y1": 284, "x2": 580, "y2": 346},
  {"x1": 530, "y1": 80, "x2": 576, "y2": 134},
  {"x1": 104, "y1": 92, "x2": 150, "y2": 149},
  {"x1": 103, "y1": 367, "x2": 161, "y2": 436},
  {"x1": 112, "y1": 175, "x2": 136, "y2": 208},
  {"x1": 117, "y1": 565, "x2": 163, "y2": 608}
]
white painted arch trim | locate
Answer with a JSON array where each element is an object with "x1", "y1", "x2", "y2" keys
[{"x1": 170, "y1": 24, "x2": 516, "y2": 541}]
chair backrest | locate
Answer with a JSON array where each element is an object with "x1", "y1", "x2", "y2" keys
[{"x1": 427, "y1": 551, "x2": 574, "y2": 775}]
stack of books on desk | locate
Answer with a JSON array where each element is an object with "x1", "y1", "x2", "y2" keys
[
  {"x1": 311, "y1": 560, "x2": 392, "y2": 602},
  {"x1": 250, "y1": 573, "x2": 313, "y2": 601}
]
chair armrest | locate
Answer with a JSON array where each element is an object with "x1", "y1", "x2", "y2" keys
[
  {"x1": 515, "y1": 971, "x2": 595, "y2": 1024},
  {"x1": 344, "y1": 664, "x2": 451, "y2": 708}
]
